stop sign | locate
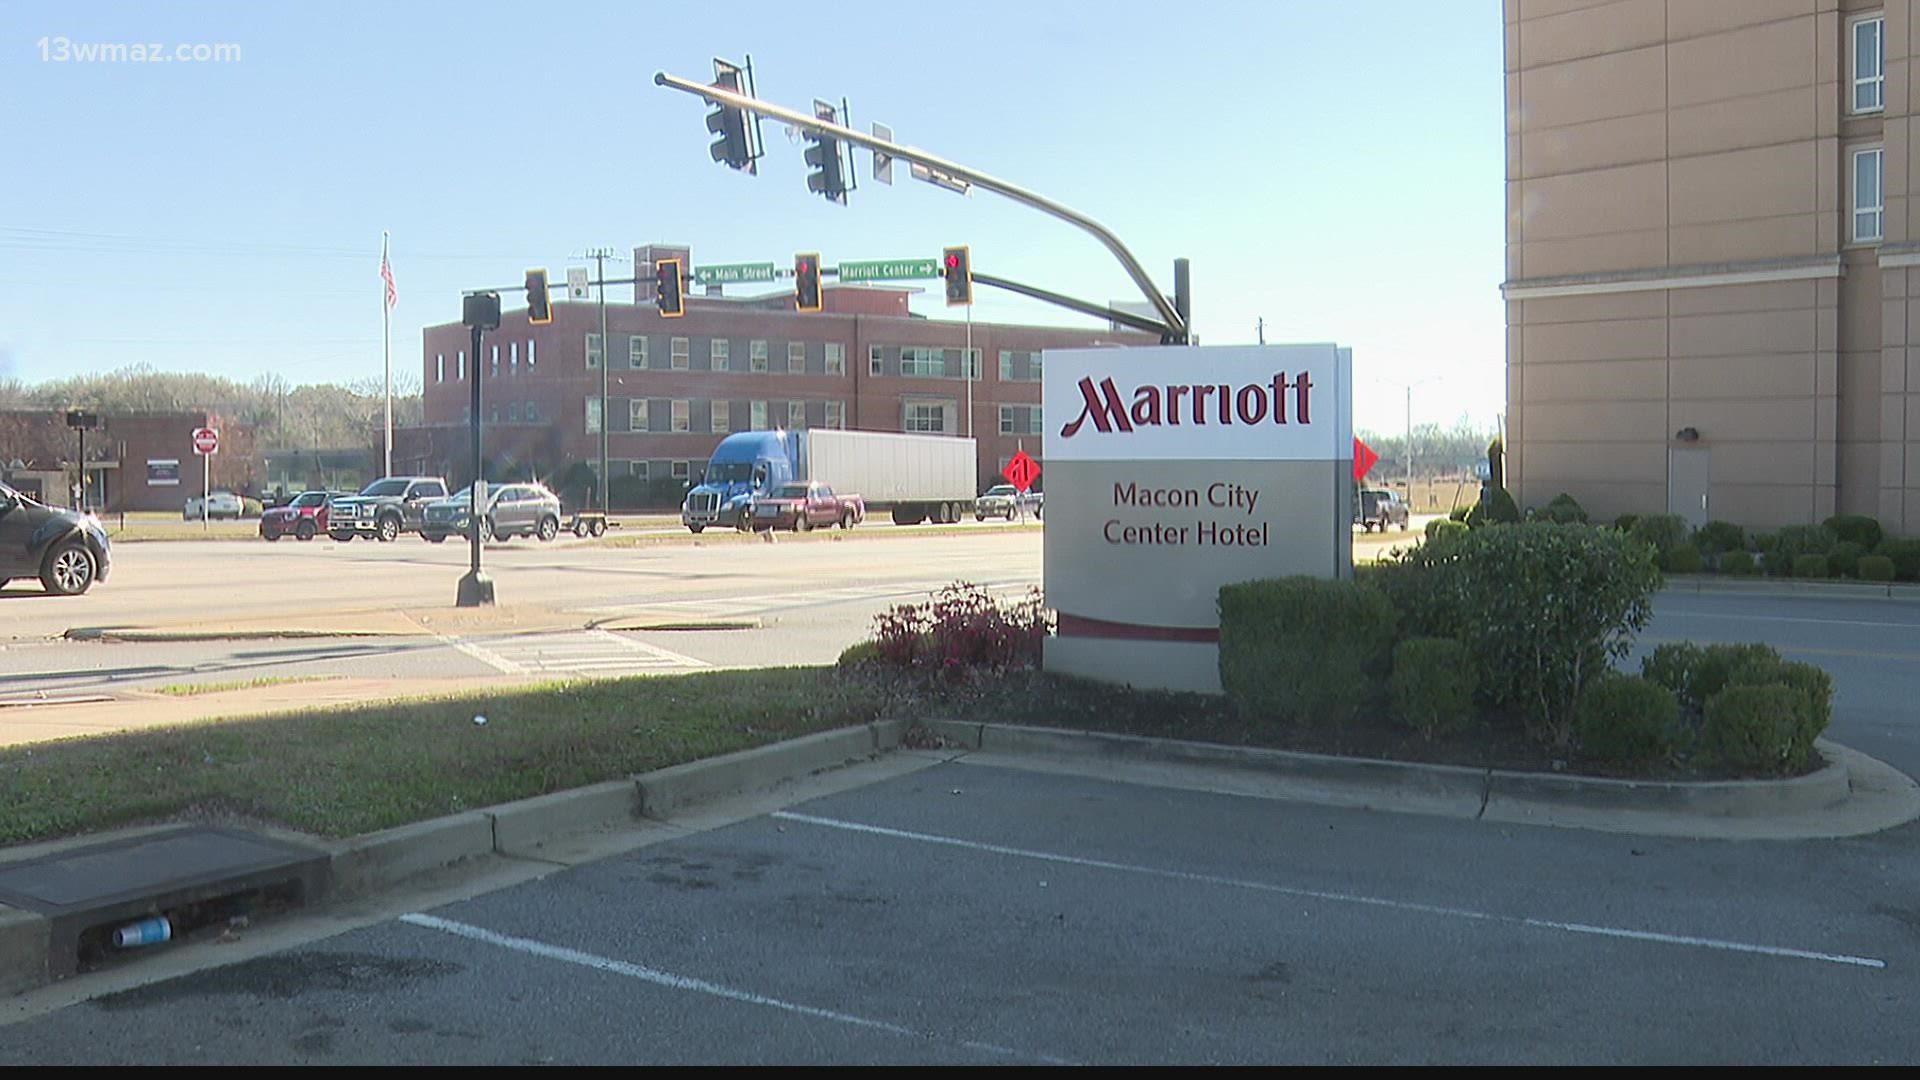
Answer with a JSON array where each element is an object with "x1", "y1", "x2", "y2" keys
[{"x1": 192, "y1": 427, "x2": 219, "y2": 456}]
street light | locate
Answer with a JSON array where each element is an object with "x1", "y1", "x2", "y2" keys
[{"x1": 458, "y1": 291, "x2": 501, "y2": 608}]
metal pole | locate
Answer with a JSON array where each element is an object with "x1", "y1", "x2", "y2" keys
[
  {"x1": 1173, "y1": 257, "x2": 1190, "y2": 345},
  {"x1": 597, "y1": 249, "x2": 610, "y2": 513},
  {"x1": 965, "y1": 302, "x2": 973, "y2": 439},
  {"x1": 654, "y1": 71, "x2": 1188, "y2": 342},
  {"x1": 383, "y1": 230, "x2": 393, "y2": 479},
  {"x1": 457, "y1": 320, "x2": 493, "y2": 607},
  {"x1": 76, "y1": 427, "x2": 84, "y2": 511},
  {"x1": 1405, "y1": 385, "x2": 1413, "y2": 506}
]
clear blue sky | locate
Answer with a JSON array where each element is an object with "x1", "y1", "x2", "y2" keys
[{"x1": 0, "y1": 0, "x2": 1504, "y2": 435}]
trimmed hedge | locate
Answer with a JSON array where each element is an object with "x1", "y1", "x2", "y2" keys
[
  {"x1": 1613, "y1": 513, "x2": 1639, "y2": 533},
  {"x1": 1641, "y1": 641, "x2": 1781, "y2": 715},
  {"x1": 1704, "y1": 684, "x2": 1811, "y2": 775},
  {"x1": 1859, "y1": 554, "x2": 1896, "y2": 582},
  {"x1": 1875, "y1": 538, "x2": 1920, "y2": 582},
  {"x1": 1827, "y1": 540, "x2": 1865, "y2": 579},
  {"x1": 1543, "y1": 493, "x2": 1589, "y2": 525},
  {"x1": 1719, "y1": 550, "x2": 1756, "y2": 575},
  {"x1": 1822, "y1": 514, "x2": 1883, "y2": 549},
  {"x1": 1664, "y1": 545, "x2": 1702, "y2": 574},
  {"x1": 1466, "y1": 485, "x2": 1522, "y2": 528},
  {"x1": 1792, "y1": 553, "x2": 1831, "y2": 579},
  {"x1": 1219, "y1": 577, "x2": 1394, "y2": 725},
  {"x1": 1425, "y1": 518, "x2": 1469, "y2": 545},
  {"x1": 1692, "y1": 520, "x2": 1745, "y2": 555},
  {"x1": 1767, "y1": 524, "x2": 1836, "y2": 576},
  {"x1": 1389, "y1": 637, "x2": 1476, "y2": 739},
  {"x1": 1576, "y1": 674, "x2": 1682, "y2": 766},
  {"x1": 1629, "y1": 514, "x2": 1690, "y2": 562}
]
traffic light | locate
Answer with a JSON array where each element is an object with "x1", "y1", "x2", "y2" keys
[
  {"x1": 803, "y1": 101, "x2": 847, "y2": 204},
  {"x1": 525, "y1": 269, "x2": 552, "y2": 325},
  {"x1": 656, "y1": 259, "x2": 685, "y2": 318},
  {"x1": 942, "y1": 246, "x2": 972, "y2": 307},
  {"x1": 706, "y1": 61, "x2": 753, "y2": 173},
  {"x1": 794, "y1": 253, "x2": 822, "y2": 313}
]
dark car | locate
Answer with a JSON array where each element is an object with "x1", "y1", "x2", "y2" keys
[
  {"x1": 259, "y1": 490, "x2": 346, "y2": 542},
  {"x1": 0, "y1": 480, "x2": 113, "y2": 596}
]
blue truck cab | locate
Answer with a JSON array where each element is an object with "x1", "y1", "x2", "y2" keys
[{"x1": 681, "y1": 430, "x2": 801, "y2": 532}]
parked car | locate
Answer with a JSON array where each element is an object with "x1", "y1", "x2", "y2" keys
[
  {"x1": 1356, "y1": 488, "x2": 1410, "y2": 532},
  {"x1": 749, "y1": 481, "x2": 864, "y2": 532},
  {"x1": 0, "y1": 480, "x2": 112, "y2": 596},
  {"x1": 974, "y1": 484, "x2": 1043, "y2": 521},
  {"x1": 420, "y1": 482, "x2": 564, "y2": 543},
  {"x1": 182, "y1": 490, "x2": 245, "y2": 521},
  {"x1": 258, "y1": 490, "x2": 345, "y2": 542},
  {"x1": 327, "y1": 475, "x2": 449, "y2": 542}
]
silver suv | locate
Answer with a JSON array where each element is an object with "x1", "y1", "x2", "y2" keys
[{"x1": 421, "y1": 482, "x2": 564, "y2": 543}]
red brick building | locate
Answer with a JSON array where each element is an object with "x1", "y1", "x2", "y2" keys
[
  {"x1": 405, "y1": 244, "x2": 1153, "y2": 505},
  {"x1": 0, "y1": 410, "x2": 259, "y2": 512}
]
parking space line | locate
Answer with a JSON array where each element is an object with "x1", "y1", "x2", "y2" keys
[
  {"x1": 770, "y1": 812, "x2": 1887, "y2": 971},
  {"x1": 398, "y1": 913, "x2": 1072, "y2": 1064}
]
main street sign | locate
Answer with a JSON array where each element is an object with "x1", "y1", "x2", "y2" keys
[
  {"x1": 837, "y1": 258, "x2": 939, "y2": 283},
  {"x1": 692, "y1": 262, "x2": 777, "y2": 286}
]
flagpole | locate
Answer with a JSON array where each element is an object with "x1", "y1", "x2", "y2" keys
[{"x1": 382, "y1": 230, "x2": 393, "y2": 478}]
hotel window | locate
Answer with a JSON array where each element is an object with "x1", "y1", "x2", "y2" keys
[
  {"x1": 870, "y1": 344, "x2": 885, "y2": 376},
  {"x1": 825, "y1": 342, "x2": 845, "y2": 375},
  {"x1": 747, "y1": 340, "x2": 766, "y2": 373},
  {"x1": 824, "y1": 400, "x2": 844, "y2": 429},
  {"x1": 1853, "y1": 15, "x2": 1885, "y2": 114},
  {"x1": 633, "y1": 461, "x2": 650, "y2": 483},
  {"x1": 711, "y1": 400, "x2": 731, "y2": 433},
  {"x1": 509, "y1": 341, "x2": 518, "y2": 374},
  {"x1": 1031, "y1": 352, "x2": 1043, "y2": 381},
  {"x1": 457, "y1": 351, "x2": 465, "y2": 380},
  {"x1": 629, "y1": 335, "x2": 649, "y2": 370},
  {"x1": 1030, "y1": 406, "x2": 1044, "y2": 435},
  {"x1": 1854, "y1": 145, "x2": 1884, "y2": 244},
  {"x1": 586, "y1": 333, "x2": 602, "y2": 369},
  {"x1": 751, "y1": 400, "x2": 769, "y2": 430},
  {"x1": 957, "y1": 348, "x2": 981, "y2": 380},
  {"x1": 585, "y1": 397, "x2": 602, "y2": 434},
  {"x1": 671, "y1": 460, "x2": 690, "y2": 483},
  {"x1": 999, "y1": 350, "x2": 1014, "y2": 382},
  {"x1": 527, "y1": 338, "x2": 536, "y2": 368},
  {"x1": 672, "y1": 399, "x2": 690, "y2": 432},
  {"x1": 671, "y1": 336, "x2": 690, "y2": 370},
  {"x1": 1000, "y1": 406, "x2": 1017, "y2": 434},
  {"x1": 789, "y1": 401, "x2": 807, "y2": 429},
  {"x1": 901, "y1": 347, "x2": 944, "y2": 377},
  {"x1": 788, "y1": 341, "x2": 806, "y2": 373},
  {"x1": 436, "y1": 353, "x2": 445, "y2": 383},
  {"x1": 630, "y1": 399, "x2": 649, "y2": 432},
  {"x1": 904, "y1": 402, "x2": 947, "y2": 433},
  {"x1": 710, "y1": 339, "x2": 729, "y2": 371}
]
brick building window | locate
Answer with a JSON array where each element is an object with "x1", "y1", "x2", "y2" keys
[
  {"x1": 436, "y1": 353, "x2": 445, "y2": 383},
  {"x1": 1854, "y1": 145, "x2": 1884, "y2": 244},
  {"x1": 586, "y1": 334, "x2": 602, "y2": 369},
  {"x1": 629, "y1": 336, "x2": 648, "y2": 369},
  {"x1": 870, "y1": 345, "x2": 884, "y2": 376},
  {"x1": 999, "y1": 350, "x2": 1014, "y2": 382},
  {"x1": 826, "y1": 343, "x2": 845, "y2": 375},
  {"x1": 671, "y1": 461, "x2": 690, "y2": 483},
  {"x1": 509, "y1": 341, "x2": 518, "y2": 374},
  {"x1": 527, "y1": 338, "x2": 536, "y2": 368},
  {"x1": 586, "y1": 397, "x2": 602, "y2": 434},
  {"x1": 749, "y1": 340, "x2": 766, "y2": 372},
  {"x1": 1000, "y1": 406, "x2": 1017, "y2": 434},
  {"x1": 901, "y1": 347, "x2": 943, "y2": 377},
  {"x1": 1853, "y1": 15, "x2": 1885, "y2": 114},
  {"x1": 711, "y1": 401, "x2": 731, "y2": 433},
  {"x1": 672, "y1": 399, "x2": 690, "y2": 432},
  {"x1": 788, "y1": 342, "x2": 805, "y2": 372},
  {"x1": 671, "y1": 337, "x2": 690, "y2": 370},
  {"x1": 630, "y1": 399, "x2": 649, "y2": 432},
  {"x1": 751, "y1": 400, "x2": 768, "y2": 430},
  {"x1": 710, "y1": 339, "x2": 728, "y2": 371},
  {"x1": 789, "y1": 401, "x2": 806, "y2": 429},
  {"x1": 904, "y1": 402, "x2": 947, "y2": 433},
  {"x1": 825, "y1": 400, "x2": 844, "y2": 429},
  {"x1": 457, "y1": 351, "x2": 465, "y2": 380},
  {"x1": 525, "y1": 401, "x2": 539, "y2": 423}
]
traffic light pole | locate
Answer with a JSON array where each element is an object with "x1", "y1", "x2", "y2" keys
[{"x1": 654, "y1": 70, "x2": 1190, "y2": 344}]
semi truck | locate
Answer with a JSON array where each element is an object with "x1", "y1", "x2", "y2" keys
[{"x1": 680, "y1": 429, "x2": 978, "y2": 533}]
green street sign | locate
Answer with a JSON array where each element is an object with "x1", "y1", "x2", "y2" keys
[
  {"x1": 837, "y1": 258, "x2": 940, "y2": 282},
  {"x1": 692, "y1": 262, "x2": 777, "y2": 285}
]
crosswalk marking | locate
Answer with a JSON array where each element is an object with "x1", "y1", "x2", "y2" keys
[{"x1": 443, "y1": 628, "x2": 709, "y2": 677}]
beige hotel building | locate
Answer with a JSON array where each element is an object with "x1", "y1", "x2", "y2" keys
[{"x1": 1504, "y1": 0, "x2": 1920, "y2": 531}]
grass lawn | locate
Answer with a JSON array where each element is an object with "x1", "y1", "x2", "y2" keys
[{"x1": 155, "y1": 675, "x2": 342, "y2": 696}]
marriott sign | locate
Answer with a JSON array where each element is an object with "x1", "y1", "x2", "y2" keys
[{"x1": 1042, "y1": 343, "x2": 1354, "y2": 694}]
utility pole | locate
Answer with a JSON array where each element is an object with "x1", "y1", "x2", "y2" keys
[
  {"x1": 578, "y1": 246, "x2": 619, "y2": 513},
  {"x1": 1405, "y1": 385, "x2": 1413, "y2": 505}
]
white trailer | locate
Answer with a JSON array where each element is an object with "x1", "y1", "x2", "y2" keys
[{"x1": 798, "y1": 429, "x2": 978, "y2": 525}]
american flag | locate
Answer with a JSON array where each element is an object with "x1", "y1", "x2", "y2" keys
[{"x1": 380, "y1": 237, "x2": 397, "y2": 310}]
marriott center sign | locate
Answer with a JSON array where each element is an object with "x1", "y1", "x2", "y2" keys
[{"x1": 1043, "y1": 343, "x2": 1354, "y2": 694}]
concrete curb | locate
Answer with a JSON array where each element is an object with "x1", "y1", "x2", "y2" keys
[
  {"x1": 64, "y1": 626, "x2": 417, "y2": 643},
  {"x1": 1663, "y1": 576, "x2": 1920, "y2": 602},
  {"x1": 587, "y1": 617, "x2": 765, "y2": 632},
  {"x1": 637, "y1": 725, "x2": 881, "y2": 819},
  {"x1": 920, "y1": 721, "x2": 1856, "y2": 821},
  {"x1": 0, "y1": 903, "x2": 49, "y2": 998}
]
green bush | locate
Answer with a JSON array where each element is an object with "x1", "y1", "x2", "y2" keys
[
  {"x1": 1859, "y1": 554, "x2": 1896, "y2": 582},
  {"x1": 1753, "y1": 531, "x2": 1779, "y2": 554},
  {"x1": 1719, "y1": 550, "x2": 1756, "y2": 575},
  {"x1": 1728, "y1": 656, "x2": 1832, "y2": 759},
  {"x1": 1822, "y1": 514, "x2": 1883, "y2": 549},
  {"x1": 1575, "y1": 675, "x2": 1682, "y2": 766},
  {"x1": 1766, "y1": 524, "x2": 1836, "y2": 575},
  {"x1": 1543, "y1": 493, "x2": 1589, "y2": 525},
  {"x1": 1424, "y1": 518, "x2": 1469, "y2": 546},
  {"x1": 1465, "y1": 485, "x2": 1522, "y2": 528},
  {"x1": 1704, "y1": 684, "x2": 1812, "y2": 775},
  {"x1": 1827, "y1": 540, "x2": 1865, "y2": 578},
  {"x1": 1629, "y1": 514, "x2": 1690, "y2": 562},
  {"x1": 1664, "y1": 545, "x2": 1702, "y2": 574},
  {"x1": 1389, "y1": 637, "x2": 1477, "y2": 739},
  {"x1": 1613, "y1": 513, "x2": 1639, "y2": 533},
  {"x1": 1791, "y1": 553, "x2": 1830, "y2": 579},
  {"x1": 1641, "y1": 641, "x2": 1781, "y2": 715},
  {"x1": 836, "y1": 640, "x2": 882, "y2": 668},
  {"x1": 1875, "y1": 538, "x2": 1920, "y2": 581},
  {"x1": 1692, "y1": 520, "x2": 1745, "y2": 555},
  {"x1": 1385, "y1": 523, "x2": 1661, "y2": 747},
  {"x1": 1448, "y1": 505, "x2": 1472, "y2": 523},
  {"x1": 1218, "y1": 577, "x2": 1394, "y2": 725}
]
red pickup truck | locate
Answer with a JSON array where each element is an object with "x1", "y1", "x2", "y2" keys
[{"x1": 749, "y1": 481, "x2": 865, "y2": 532}]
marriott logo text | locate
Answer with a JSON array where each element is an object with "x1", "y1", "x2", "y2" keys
[{"x1": 1060, "y1": 373, "x2": 1314, "y2": 438}]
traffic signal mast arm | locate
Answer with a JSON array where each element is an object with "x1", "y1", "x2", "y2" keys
[{"x1": 653, "y1": 69, "x2": 1189, "y2": 344}]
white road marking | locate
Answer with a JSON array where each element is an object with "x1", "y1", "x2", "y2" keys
[
  {"x1": 1659, "y1": 610, "x2": 1920, "y2": 631},
  {"x1": 398, "y1": 913, "x2": 1071, "y2": 1064},
  {"x1": 770, "y1": 812, "x2": 1887, "y2": 971},
  {"x1": 439, "y1": 630, "x2": 708, "y2": 677}
]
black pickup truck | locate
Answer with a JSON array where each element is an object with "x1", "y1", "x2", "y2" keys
[
  {"x1": 1355, "y1": 488, "x2": 1410, "y2": 532},
  {"x1": 327, "y1": 476, "x2": 449, "y2": 542}
]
